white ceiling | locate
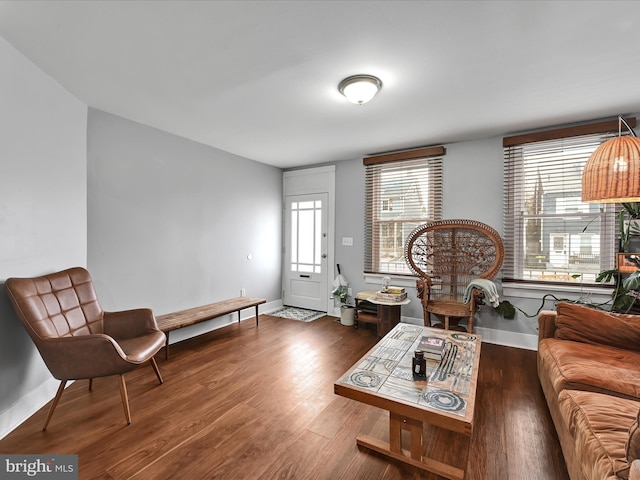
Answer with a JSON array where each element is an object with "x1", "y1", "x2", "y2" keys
[{"x1": 1, "y1": 1, "x2": 640, "y2": 169}]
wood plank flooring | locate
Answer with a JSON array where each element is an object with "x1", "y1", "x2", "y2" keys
[{"x1": 0, "y1": 315, "x2": 569, "y2": 480}]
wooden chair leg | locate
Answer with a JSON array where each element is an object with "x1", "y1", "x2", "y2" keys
[
  {"x1": 43, "y1": 380, "x2": 67, "y2": 431},
  {"x1": 150, "y1": 357, "x2": 163, "y2": 384},
  {"x1": 118, "y1": 374, "x2": 132, "y2": 425}
]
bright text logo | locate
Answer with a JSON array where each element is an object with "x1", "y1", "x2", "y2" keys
[{"x1": 1, "y1": 455, "x2": 77, "y2": 479}]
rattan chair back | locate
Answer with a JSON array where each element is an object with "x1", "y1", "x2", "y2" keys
[{"x1": 404, "y1": 219, "x2": 504, "y2": 331}]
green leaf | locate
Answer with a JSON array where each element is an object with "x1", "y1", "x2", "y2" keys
[
  {"x1": 596, "y1": 269, "x2": 617, "y2": 283},
  {"x1": 623, "y1": 202, "x2": 640, "y2": 219},
  {"x1": 622, "y1": 271, "x2": 640, "y2": 291},
  {"x1": 495, "y1": 300, "x2": 516, "y2": 319}
]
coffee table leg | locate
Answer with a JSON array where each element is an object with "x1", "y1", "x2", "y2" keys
[
  {"x1": 356, "y1": 412, "x2": 464, "y2": 480},
  {"x1": 389, "y1": 412, "x2": 422, "y2": 459}
]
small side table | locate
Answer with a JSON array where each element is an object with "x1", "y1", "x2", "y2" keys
[
  {"x1": 355, "y1": 291, "x2": 377, "y2": 331},
  {"x1": 366, "y1": 296, "x2": 411, "y2": 338}
]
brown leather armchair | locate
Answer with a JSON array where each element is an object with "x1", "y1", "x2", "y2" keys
[{"x1": 5, "y1": 267, "x2": 166, "y2": 430}]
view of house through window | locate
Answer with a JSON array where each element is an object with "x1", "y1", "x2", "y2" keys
[
  {"x1": 364, "y1": 149, "x2": 443, "y2": 275},
  {"x1": 504, "y1": 128, "x2": 622, "y2": 284}
]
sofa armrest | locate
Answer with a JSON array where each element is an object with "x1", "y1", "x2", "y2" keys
[{"x1": 538, "y1": 310, "x2": 557, "y2": 342}]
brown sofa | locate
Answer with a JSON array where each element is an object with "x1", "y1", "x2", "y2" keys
[{"x1": 538, "y1": 302, "x2": 640, "y2": 480}]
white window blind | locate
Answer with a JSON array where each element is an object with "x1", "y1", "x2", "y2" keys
[
  {"x1": 364, "y1": 146, "x2": 444, "y2": 275},
  {"x1": 503, "y1": 119, "x2": 634, "y2": 285}
]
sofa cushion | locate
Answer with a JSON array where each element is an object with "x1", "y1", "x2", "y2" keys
[
  {"x1": 538, "y1": 337, "x2": 640, "y2": 400},
  {"x1": 630, "y1": 460, "x2": 640, "y2": 480},
  {"x1": 555, "y1": 302, "x2": 640, "y2": 352},
  {"x1": 627, "y1": 409, "x2": 640, "y2": 463},
  {"x1": 558, "y1": 389, "x2": 640, "y2": 480}
]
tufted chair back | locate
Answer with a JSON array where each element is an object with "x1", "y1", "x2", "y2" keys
[{"x1": 7, "y1": 267, "x2": 104, "y2": 342}]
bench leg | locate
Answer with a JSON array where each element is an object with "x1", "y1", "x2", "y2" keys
[
  {"x1": 165, "y1": 332, "x2": 170, "y2": 360},
  {"x1": 255, "y1": 305, "x2": 259, "y2": 326}
]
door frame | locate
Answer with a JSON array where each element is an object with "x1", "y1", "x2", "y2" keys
[{"x1": 283, "y1": 166, "x2": 335, "y2": 315}]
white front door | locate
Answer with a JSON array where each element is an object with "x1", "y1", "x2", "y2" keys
[{"x1": 283, "y1": 193, "x2": 328, "y2": 311}]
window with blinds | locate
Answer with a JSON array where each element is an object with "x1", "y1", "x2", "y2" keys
[
  {"x1": 364, "y1": 147, "x2": 444, "y2": 275},
  {"x1": 503, "y1": 119, "x2": 634, "y2": 285}
]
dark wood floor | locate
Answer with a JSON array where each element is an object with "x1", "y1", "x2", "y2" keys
[{"x1": 0, "y1": 315, "x2": 569, "y2": 480}]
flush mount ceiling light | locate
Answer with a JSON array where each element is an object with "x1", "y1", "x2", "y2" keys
[{"x1": 338, "y1": 74, "x2": 382, "y2": 105}]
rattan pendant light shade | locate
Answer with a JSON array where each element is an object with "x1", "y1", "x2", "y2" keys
[{"x1": 582, "y1": 135, "x2": 640, "y2": 203}]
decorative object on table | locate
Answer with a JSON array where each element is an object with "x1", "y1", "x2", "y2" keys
[
  {"x1": 385, "y1": 285, "x2": 406, "y2": 295},
  {"x1": 404, "y1": 219, "x2": 505, "y2": 332},
  {"x1": 375, "y1": 276, "x2": 408, "y2": 302},
  {"x1": 412, "y1": 350, "x2": 427, "y2": 379},
  {"x1": 374, "y1": 289, "x2": 408, "y2": 303},
  {"x1": 418, "y1": 335, "x2": 446, "y2": 361}
]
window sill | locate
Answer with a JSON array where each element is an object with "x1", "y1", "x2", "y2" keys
[
  {"x1": 363, "y1": 275, "x2": 615, "y2": 305},
  {"x1": 363, "y1": 273, "x2": 417, "y2": 289},
  {"x1": 503, "y1": 281, "x2": 613, "y2": 303}
]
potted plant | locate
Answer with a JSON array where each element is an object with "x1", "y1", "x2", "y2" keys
[
  {"x1": 596, "y1": 269, "x2": 640, "y2": 314},
  {"x1": 592, "y1": 202, "x2": 640, "y2": 313},
  {"x1": 620, "y1": 202, "x2": 640, "y2": 252},
  {"x1": 332, "y1": 285, "x2": 355, "y2": 326}
]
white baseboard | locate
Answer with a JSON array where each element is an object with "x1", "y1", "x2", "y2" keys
[
  {"x1": 0, "y1": 377, "x2": 63, "y2": 439},
  {"x1": 475, "y1": 326, "x2": 538, "y2": 351}
]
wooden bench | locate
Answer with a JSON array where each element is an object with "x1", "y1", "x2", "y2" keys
[{"x1": 156, "y1": 296, "x2": 266, "y2": 359}]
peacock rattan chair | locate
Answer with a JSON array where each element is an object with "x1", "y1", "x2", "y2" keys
[{"x1": 404, "y1": 219, "x2": 505, "y2": 332}]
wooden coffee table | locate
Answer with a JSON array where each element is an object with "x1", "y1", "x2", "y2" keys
[{"x1": 334, "y1": 323, "x2": 481, "y2": 479}]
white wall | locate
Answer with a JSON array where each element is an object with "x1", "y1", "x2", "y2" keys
[
  {"x1": 0, "y1": 36, "x2": 87, "y2": 437},
  {"x1": 87, "y1": 109, "x2": 283, "y2": 335}
]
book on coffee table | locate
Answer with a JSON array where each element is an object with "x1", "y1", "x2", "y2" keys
[{"x1": 418, "y1": 335, "x2": 446, "y2": 360}]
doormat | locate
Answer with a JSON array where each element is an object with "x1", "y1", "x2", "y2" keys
[{"x1": 266, "y1": 306, "x2": 325, "y2": 322}]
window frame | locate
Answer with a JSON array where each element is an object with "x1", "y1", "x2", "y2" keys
[
  {"x1": 502, "y1": 118, "x2": 636, "y2": 289},
  {"x1": 363, "y1": 146, "x2": 444, "y2": 276}
]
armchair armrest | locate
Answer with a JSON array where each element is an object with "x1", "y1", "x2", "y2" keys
[
  {"x1": 103, "y1": 308, "x2": 160, "y2": 340},
  {"x1": 416, "y1": 277, "x2": 432, "y2": 304},
  {"x1": 538, "y1": 310, "x2": 557, "y2": 342},
  {"x1": 37, "y1": 334, "x2": 133, "y2": 380}
]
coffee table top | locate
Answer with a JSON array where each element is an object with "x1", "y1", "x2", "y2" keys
[{"x1": 335, "y1": 323, "x2": 481, "y2": 435}]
